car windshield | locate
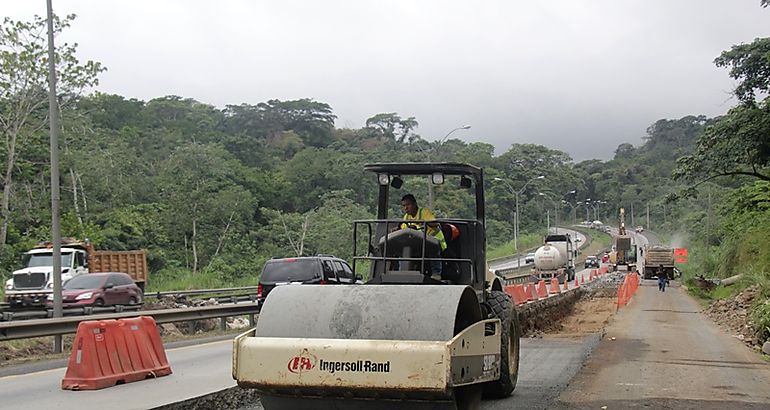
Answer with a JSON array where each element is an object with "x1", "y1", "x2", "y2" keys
[
  {"x1": 23, "y1": 252, "x2": 73, "y2": 268},
  {"x1": 261, "y1": 259, "x2": 319, "y2": 282},
  {"x1": 63, "y1": 275, "x2": 106, "y2": 290}
]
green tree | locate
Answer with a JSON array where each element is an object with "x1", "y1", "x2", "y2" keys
[
  {"x1": 158, "y1": 143, "x2": 256, "y2": 273},
  {"x1": 0, "y1": 14, "x2": 104, "y2": 249},
  {"x1": 674, "y1": 38, "x2": 770, "y2": 189},
  {"x1": 365, "y1": 113, "x2": 419, "y2": 144}
]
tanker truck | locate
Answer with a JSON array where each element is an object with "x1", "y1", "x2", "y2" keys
[
  {"x1": 531, "y1": 233, "x2": 576, "y2": 283},
  {"x1": 4, "y1": 238, "x2": 148, "y2": 309}
]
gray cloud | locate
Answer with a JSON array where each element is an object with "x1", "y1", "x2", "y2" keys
[{"x1": 4, "y1": 0, "x2": 768, "y2": 160}]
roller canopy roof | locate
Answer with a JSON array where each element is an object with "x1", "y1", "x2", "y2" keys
[{"x1": 364, "y1": 162, "x2": 482, "y2": 178}]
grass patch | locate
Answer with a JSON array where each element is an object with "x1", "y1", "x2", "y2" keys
[
  {"x1": 486, "y1": 232, "x2": 548, "y2": 260},
  {"x1": 147, "y1": 267, "x2": 256, "y2": 293}
]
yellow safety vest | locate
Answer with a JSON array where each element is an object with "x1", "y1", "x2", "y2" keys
[{"x1": 401, "y1": 207, "x2": 447, "y2": 251}]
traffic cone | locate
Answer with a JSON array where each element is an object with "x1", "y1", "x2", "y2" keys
[
  {"x1": 537, "y1": 280, "x2": 548, "y2": 298},
  {"x1": 529, "y1": 283, "x2": 540, "y2": 301},
  {"x1": 549, "y1": 277, "x2": 560, "y2": 294},
  {"x1": 574, "y1": 275, "x2": 580, "y2": 288},
  {"x1": 563, "y1": 278, "x2": 569, "y2": 291}
]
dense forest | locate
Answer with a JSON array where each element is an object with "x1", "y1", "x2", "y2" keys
[{"x1": 0, "y1": 11, "x2": 768, "y2": 326}]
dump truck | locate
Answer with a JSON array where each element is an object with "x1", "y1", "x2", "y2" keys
[
  {"x1": 4, "y1": 239, "x2": 148, "y2": 308},
  {"x1": 531, "y1": 233, "x2": 576, "y2": 283},
  {"x1": 233, "y1": 163, "x2": 519, "y2": 410},
  {"x1": 640, "y1": 245, "x2": 675, "y2": 280}
]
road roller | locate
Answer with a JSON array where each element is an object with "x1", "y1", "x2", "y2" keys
[{"x1": 233, "y1": 163, "x2": 520, "y2": 410}]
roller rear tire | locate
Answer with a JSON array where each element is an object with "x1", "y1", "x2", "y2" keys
[{"x1": 483, "y1": 290, "x2": 520, "y2": 398}]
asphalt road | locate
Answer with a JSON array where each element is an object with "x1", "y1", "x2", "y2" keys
[
  {"x1": 0, "y1": 327, "x2": 601, "y2": 410},
  {"x1": 0, "y1": 337, "x2": 236, "y2": 410},
  {"x1": 554, "y1": 280, "x2": 770, "y2": 409}
]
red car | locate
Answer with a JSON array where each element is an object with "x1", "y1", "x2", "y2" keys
[{"x1": 46, "y1": 272, "x2": 143, "y2": 307}]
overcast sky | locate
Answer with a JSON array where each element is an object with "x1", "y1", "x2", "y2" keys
[{"x1": 4, "y1": 1, "x2": 769, "y2": 160}]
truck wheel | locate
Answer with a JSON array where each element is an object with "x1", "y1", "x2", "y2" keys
[{"x1": 483, "y1": 290, "x2": 520, "y2": 398}]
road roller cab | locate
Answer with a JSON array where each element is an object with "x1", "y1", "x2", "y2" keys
[{"x1": 233, "y1": 162, "x2": 520, "y2": 410}]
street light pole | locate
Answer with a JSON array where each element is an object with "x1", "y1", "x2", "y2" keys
[
  {"x1": 494, "y1": 175, "x2": 544, "y2": 269},
  {"x1": 428, "y1": 125, "x2": 471, "y2": 208},
  {"x1": 539, "y1": 192, "x2": 558, "y2": 233},
  {"x1": 562, "y1": 200, "x2": 578, "y2": 225}
]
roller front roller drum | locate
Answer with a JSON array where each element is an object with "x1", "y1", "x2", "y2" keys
[{"x1": 233, "y1": 285, "x2": 510, "y2": 410}]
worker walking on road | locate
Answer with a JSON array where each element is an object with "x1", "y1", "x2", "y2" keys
[{"x1": 657, "y1": 264, "x2": 666, "y2": 292}]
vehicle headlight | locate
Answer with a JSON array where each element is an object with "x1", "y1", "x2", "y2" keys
[
  {"x1": 46, "y1": 294, "x2": 54, "y2": 300},
  {"x1": 75, "y1": 292, "x2": 93, "y2": 300},
  {"x1": 5, "y1": 283, "x2": 12, "y2": 290}
]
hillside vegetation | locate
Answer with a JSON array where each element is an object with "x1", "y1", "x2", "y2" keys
[{"x1": 0, "y1": 12, "x2": 769, "y2": 343}]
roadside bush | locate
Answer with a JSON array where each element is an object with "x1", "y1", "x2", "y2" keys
[{"x1": 751, "y1": 294, "x2": 770, "y2": 344}]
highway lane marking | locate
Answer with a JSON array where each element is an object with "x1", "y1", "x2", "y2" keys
[
  {"x1": 0, "y1": 366, "x2": 64, "y2": 380},
  {"x1": 0, "y1": 338, "x2": 232, "y2": 381},
  {"x1": 166, "y1": 338, "x2": 231, "y2": 352}
]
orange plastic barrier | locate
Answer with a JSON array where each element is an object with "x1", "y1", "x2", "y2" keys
[
  {"x1": 617, "y1": 272, "x2": 641, "y2": 310},
  {"x1": 549, "y1": 277, "x2": 561, "y2": 294},
  {"x1": 62, "y1": 316, "x2": 172, "y2": 390},
  {"x1": 536, "y1": 280, "x2": 548, "y2": 298},
  {"x1": 505, "y1": 284, "x2": 528, "y2": 305}
]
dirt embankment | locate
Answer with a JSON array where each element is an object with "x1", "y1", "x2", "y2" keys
[
  {"x1": 517, "y1": 279, "x2": 620, "y2": 338},
  {"x1": 703, "y1": 285, "x2": 764, "y2": 350},
  {"x1": 550, "y1": 286, "x2": 618, "y2": 337}
]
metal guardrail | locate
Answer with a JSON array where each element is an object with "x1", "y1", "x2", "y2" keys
[
  {"x1": 0, "y1": 303, "x2": 260, "y2": 341},
  {"x1": 1, "y1": 304, "x2": 142, "y2": 322},
  {"x1": 144, "y1": 286, "x2": 258, "y2": 299}
]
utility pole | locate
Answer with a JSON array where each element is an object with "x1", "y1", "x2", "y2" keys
[
  {"x1": 630, "y1": 203, "x2": 635, "y2": 227},
  {"x1": 46, "y1": 0, "x2": 63, "y2": 354},
  {"x1": 646, "y1": 203, "x2": 650, "y2": 230}
]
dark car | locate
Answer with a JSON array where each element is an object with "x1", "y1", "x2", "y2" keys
[
  {"x1": 524, "y1": 252, "x2": 536, "y2": 264},
  {"x1": 584, "y1": 255, "x2": 599, "y2": 268},
  {"x1": 257, "y1": 255, "x2": 360, "y2": 304},
  {"x1": 46, "y1": 272, "x2": 142, "y2": 307}
]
